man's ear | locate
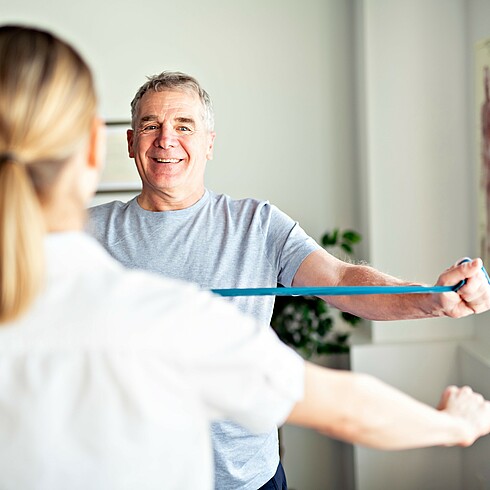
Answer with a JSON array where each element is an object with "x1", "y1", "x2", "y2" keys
[
  {"x1": 127, "y1": 129, "x2": 135, "y2": 158},
  {"x1": 206, "y1": 131, "x2": 216, "y2": 160}
]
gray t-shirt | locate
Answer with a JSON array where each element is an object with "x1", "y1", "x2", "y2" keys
[{"x1": 88, "y1": 189, "x2": 320, "y2": 490}]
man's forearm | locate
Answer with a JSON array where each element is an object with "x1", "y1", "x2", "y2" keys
[
  {"x1": 324, "y1": 262, "x2": 442, "y2": 321},
  {"x1": 294, "y1": 249, "x2": 489, "y2": 320}
]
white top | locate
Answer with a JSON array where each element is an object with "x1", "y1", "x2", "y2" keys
[{"x1": 0, "y1": 232, "x2": 304, "y2": 490}]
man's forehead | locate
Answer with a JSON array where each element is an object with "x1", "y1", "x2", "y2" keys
[{"x1": 137, "y1": 89, "x2": 203, "y2": 118}]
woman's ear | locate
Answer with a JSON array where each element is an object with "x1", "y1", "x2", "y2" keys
[
  {"x1": 78, "y1": 117, "x2": 106, "y2": 203},
  {"x1": 88, "y1": 117, "x2": 106, "y2": 172}
]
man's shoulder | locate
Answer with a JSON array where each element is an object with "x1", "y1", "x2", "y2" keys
[
  {"x1": 208, "y1": 191, "x2": 272, "y2": 214},
  {"x1": 86, "y1": 198, "x2": 138, "y2": 241},
  {"x1": 88, "y1": 199, "x2": 139, "y2": 232},
  {"x1": 89, "y1": 198, "x2": 133, "y2": 218},
  {"x1": 206, "y1": 192, "x2": 298, "y2": 235}
]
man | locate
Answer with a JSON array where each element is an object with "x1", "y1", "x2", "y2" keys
[{"x1": 88, "y1": 71, "x2": 490, "y2": 489}]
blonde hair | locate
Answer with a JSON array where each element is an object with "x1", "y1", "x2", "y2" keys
[{"x1": 0, "y1": 25, "x2": 97, "y2": 323}]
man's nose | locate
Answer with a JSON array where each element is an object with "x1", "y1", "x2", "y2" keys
[{"x1": 154, "y1": 126, "x2": 178, "y2": 149}]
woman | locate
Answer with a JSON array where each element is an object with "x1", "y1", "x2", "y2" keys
[{"x1": 0, "y1": 24, "x2": 489, "y2": 490}]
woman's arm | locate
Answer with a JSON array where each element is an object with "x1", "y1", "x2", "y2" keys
[{"x1": 286, "y1": 362, "x2": 490, "y2": 450}]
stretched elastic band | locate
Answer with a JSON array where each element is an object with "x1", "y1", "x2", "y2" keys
[
  {"x1": 212, "y1": 284, "x2": 458, "y2": 297},
  {"x1": 211, "y1": 263, "x2": 490, "y2": 298}
]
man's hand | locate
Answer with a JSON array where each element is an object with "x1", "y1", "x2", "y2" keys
[
  {"x1": 436, "y1": 258, "x2": 490, "y2": 317},
  {"x1": 437, "y1": 385, "x2": 490, "y2": 446}
]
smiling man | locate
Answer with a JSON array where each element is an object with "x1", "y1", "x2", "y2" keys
[{"x1": 88, "y1": 71, "x2": 490, "y2": 490}]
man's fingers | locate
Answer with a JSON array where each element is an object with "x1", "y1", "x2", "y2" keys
[{"x1": 437, "y1": 258, "x2": 483, "y2": 287}]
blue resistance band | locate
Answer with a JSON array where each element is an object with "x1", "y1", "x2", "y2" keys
[
  {"x1": 212, "y1": 284, "x2": 459, "y2": 298},
  {"x1": 212, "y1": 260, "x2": 490, "y2": 298}
]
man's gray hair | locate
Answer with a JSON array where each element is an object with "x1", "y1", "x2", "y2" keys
[{"x1": 130, "y1": 71, "x2": 215, "y2": 131}]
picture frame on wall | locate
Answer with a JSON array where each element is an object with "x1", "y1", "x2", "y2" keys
[
  {"x1": 97, "y1": 121, "x2": 141, "y2": 193},
  {"x1": 476, "y1": 39, "x2": 490, "y2": 266}
]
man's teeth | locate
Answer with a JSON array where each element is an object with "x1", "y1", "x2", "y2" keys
[{"x1": 156, "y1": 158, "x2": 180, "y2": 163}]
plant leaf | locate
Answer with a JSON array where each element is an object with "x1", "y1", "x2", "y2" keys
[
  {"x1": 341, "y1": 311, "x2": 361, "y2": 325},
  {"x1": 341, "y1": 243, "x2": 353, "y2": 254},
  {"x1": 321, "y1": 229, "x2": 338, "y2": 246},
  {"x1": 342, "y1": 230, "x2": 362, "y2": 243}
]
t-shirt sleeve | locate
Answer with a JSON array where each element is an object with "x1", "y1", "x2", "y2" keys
[
  {"x1": 265, "y1": 205, "x2": 321, "y2": 287},
  {"x1": 177, "y1": 287, "x2": 305, "y2": 434},
  {"x1": 86, "y1": 203, "x2": 114, "y2": 245}
]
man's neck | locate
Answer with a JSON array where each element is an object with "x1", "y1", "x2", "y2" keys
[{"x1": 137, "y1": 187, "x2": 205, "y2": 212}]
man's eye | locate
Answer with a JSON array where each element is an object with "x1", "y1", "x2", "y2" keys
[
  {"x1": 141, "y1": 125, "x2": 158, "y2": 132},
  {"x1": 177, "y1": 126, "x2": 192, "y2": 132}
]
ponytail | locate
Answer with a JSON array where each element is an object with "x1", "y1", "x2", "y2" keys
[
  {"x1": 0, "y1": 154, "x2": 44, "y2": 323},
  {"x1": 0, "y1": 25, "x2": 97, "y2": 324}
]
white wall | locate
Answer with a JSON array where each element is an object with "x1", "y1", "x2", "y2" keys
[
  {"x1": 461, "y1": 2, "x2": 490, "y2": 488},
  {"x1": 360, "y1": 0, "x2": 474, "y2": 343},
  {"x1": 350, "y1": 0, "x2": 486, "y2": 488},
  {"x1": 352, "y1": 341, "x2": 463, "y2": 490},
  {"x1": 459, "y1": 341, "x2": 490, "y2": 489},
  {"x1": 0, "y1": 0, "x2": 359, "y2": 242},
  {"x1": 467, "y1": 0, "x2": 490, "y2": 343}
]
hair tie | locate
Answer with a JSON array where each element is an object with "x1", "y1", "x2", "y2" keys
[{"x1": 0, "y1": 152, "x2": 17, "y2": 165}]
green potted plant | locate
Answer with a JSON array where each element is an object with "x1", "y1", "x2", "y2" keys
[{"x1": 271, "y1": 228, "x2": 362, "y2": 360}]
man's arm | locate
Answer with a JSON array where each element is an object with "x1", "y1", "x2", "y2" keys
[
  {"x1": 286, "y1": 362, "x2": 490, "y2": 450},
  {"x1": 292, "y1": 248, "x2": 490, "y2": 320}
]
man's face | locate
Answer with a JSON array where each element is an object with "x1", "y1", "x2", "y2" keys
[{"x1": 128, "y1": 89, "x2": 215, "y2": 209}]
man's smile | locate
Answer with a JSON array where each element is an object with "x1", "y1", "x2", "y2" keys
[{"x1": 153, "y1": 158, "x2": 183, "y2": 164}]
